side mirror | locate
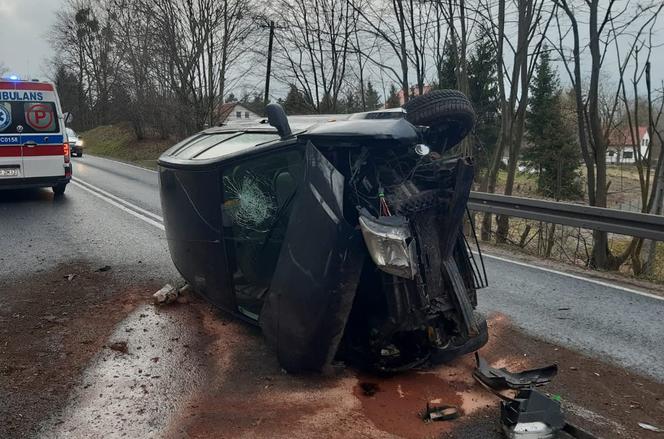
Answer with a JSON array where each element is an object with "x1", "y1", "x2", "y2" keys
[
  {"x1": 63, "y1": 112, "x2": 74, "y2": 125},
  {"x1": 265, "y1": 103, "x2": 291, "y2": 139}
]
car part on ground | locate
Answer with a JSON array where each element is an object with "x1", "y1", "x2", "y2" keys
[
  {"x1": 474, "y1": 354, "x2": 559, "y2": 390},
  {"x1": 158, "y1": 91, "x2": 488, "y2": 373},
  {"x1": 422, "y1": 403, "x2": 460, "y2": 422},
  {"x1": 501, "y1": 389, "x2": 566, "y2": 439}
]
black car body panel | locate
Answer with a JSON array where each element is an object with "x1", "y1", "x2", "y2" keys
[{"x1": 260, "y1": 143, "x2": 366, "y2": 372}]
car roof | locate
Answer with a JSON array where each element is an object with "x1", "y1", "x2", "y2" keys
[{"x1": 158, "y1": 109, "x2": 412, "y2": 168}]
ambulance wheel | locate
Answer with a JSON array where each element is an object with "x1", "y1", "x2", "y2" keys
[{"x1": 53, "y1": 183, "x2": 67, "y2": 196}]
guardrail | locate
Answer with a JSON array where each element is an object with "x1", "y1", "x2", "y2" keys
[{"x1": 467, "y1": 191, "x2": 664, "y2": 242}]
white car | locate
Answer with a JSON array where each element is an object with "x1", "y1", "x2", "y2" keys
[
  {"x1": 0, "y1": 77, "x2": 72, "y2": 195},
  {"x1": 66, "y1": 127, "x2": 84, "y2": 157}
]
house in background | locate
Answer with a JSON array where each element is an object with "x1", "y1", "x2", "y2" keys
[
  {"x1": 217, "y1": 101, "x2": 260, "y2": 124},
  {"x1": 606, "y1": 126, "x2": 650, "y2": 164}
]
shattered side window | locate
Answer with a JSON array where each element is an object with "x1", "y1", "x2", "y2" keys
[{"x1": 221, "y1": 147, "x2": 304, "y2": 319}]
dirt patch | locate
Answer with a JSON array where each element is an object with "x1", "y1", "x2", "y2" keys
[
  {"x1": 477, "y1": 312, "x2": 664, "y2": 439},
  {"x1": 0, "y1": 262, "x2": 159, "y2": 439}
]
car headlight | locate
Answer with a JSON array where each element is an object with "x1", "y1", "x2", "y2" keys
[
  {"x1": 358, "y1": 212, "x2": 418, "y2": 279},
  {"x1": 75, "y1": 139, "x2": 83, "y2": 147}
]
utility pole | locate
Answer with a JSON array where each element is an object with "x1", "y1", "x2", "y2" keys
[{"x1": 264, "y1": 20, "x2": 275, "y2": 107}]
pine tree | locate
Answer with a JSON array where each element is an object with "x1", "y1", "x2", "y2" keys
[
  {"x1": 437, "y1": 41, "x2": 457, "y2": 90},
  {"x1": 364, "y1": 81, "x2": 381, "y2": 111},
  {"x1": 385, "y1": 84, "x2": 401, "y2": 109},
  {"x1": 524, "y1": 47, "x2": 582, "y2": 200},
  {"x1": 468, "y1": 26, "x2": 500, "y2": 171},
  {"x1": 283, "y1": 85, "x2": 313, "y2": 115}
]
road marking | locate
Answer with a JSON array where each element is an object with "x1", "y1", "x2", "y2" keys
[
  {"x1": 481, "y1": 252, "x2": 664, "y2": 302},
  {"x1": 74, "y1": 177, "x2": 163, "y2": 222},
  {"x1": 71, "y1": 180, "x2": 165, "y2": 231},
  {"x1": 83, "y1": 154, "x2": 159, "y2": 173}
]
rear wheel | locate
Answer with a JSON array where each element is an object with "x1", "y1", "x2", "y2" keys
[
  {"x1": 53, "y1": 183, "x2": 67, "y2": 196},
  {"x1": 403, "y1": 89, "x2": 476, "y2": 150}
]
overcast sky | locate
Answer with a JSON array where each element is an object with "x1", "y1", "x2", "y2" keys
[
  {"x1": 1, "y1": 0, "x2": 663, "y2": 99},
  {"x1": 0, "y1": 0, "x2": 61, "y2": 78}
]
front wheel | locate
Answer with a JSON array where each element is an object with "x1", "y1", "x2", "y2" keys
[{"x1": 53, "y1": 183, "x2": 67, "y2": 196}]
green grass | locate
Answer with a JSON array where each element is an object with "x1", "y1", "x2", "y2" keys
[{"x1": 80, "y1": 123, "x2": 173, "y2": 170}]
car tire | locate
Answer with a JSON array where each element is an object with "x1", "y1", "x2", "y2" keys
[
  {"x1": 53, "y1": 183, "x2": 67, "y2": 196},
  {"x1": 403, "y1": 89, "x2": 476, "y2": 150}
]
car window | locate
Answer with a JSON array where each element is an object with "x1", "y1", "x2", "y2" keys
[
  {"x1": 194, "y1": 132, "x2": 280, "y2": 160},
  {"x1": 0, "y1": 101, "x2": 60, "y2": 134},
  {"x1": 66, "y1": 128, "x2": 76, "y2": 137},
  {"x1": 221, "y1": 147, "x2": 304, "y2": 319}
]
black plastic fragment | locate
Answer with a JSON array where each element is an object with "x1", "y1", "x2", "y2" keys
[
  {"x1": 501, "y1": 388, "x2": 565, "y2": 438},
  {"x1": 474, "y1": 354, "x2": 558, "y2": 390}
]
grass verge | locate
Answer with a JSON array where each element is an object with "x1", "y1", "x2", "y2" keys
[{"x1": 80, "y1": 123, "x2": 173, "y2": 170}]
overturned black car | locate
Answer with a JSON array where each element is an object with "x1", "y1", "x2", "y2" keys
[{"x1": 158, "y1": 90, "x2": 488, "y2": 373}]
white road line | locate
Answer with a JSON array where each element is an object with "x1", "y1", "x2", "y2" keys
[
  {"x1": 71, "y1": 181, "x2": 165, "y2": 231},
  {"x1": 83, "y1": 154, "x2": 159, "y2": 173},
  {"x1": 74, "y1": 177, "x2": 163, "y2": 222},
  {"x1": 481, "y1": 252, "x2": 664, "y2": 302}
]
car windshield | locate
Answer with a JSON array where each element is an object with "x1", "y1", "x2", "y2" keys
[{"x1": 66, "y1": 128, "x2": 76, "y2": 137}]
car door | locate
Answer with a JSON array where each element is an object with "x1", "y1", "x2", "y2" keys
[
  {"x1": 220, "y1": 144, "x2": 305, "y2": 321},
  {"x1": 0, "y1": 82, "x2": 24, "y2": 179},
  {"x1": 20, "y1": 99, "x2": 65, "y2": 179}
]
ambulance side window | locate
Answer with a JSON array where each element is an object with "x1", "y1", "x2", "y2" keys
[
  {"x1": 21, "y1": 102, "x2": 59, "y2": 134},
  {"x1": 0, "y1": 102, "x2": 16, "y2": 133}
]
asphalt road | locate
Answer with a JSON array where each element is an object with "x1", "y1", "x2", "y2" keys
[
  {"x1": 2, "y1": 154, "x2": 664, "y2": 438},
  {"x1": 63, "y1": 155, "x2": 664, "y2": 383}
]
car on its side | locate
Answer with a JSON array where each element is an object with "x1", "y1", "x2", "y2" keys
[
  {"x1": 0, "y1": 77, "x2": 72, "y2": 195},
  {"x1": 66, "y1": 128, "x2": 84, "y2": 157},
  {"x1": 158, "y1": 91, "x2": 488, "y2": 373}
]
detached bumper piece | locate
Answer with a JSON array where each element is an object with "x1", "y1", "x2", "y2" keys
[{"x1": 474, "y1": 354, "x2": 558, "y2": 390}]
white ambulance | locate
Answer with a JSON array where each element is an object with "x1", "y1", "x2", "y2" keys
[{"x1": 0, "y1": 77, "x2": 72, "y2": 195}]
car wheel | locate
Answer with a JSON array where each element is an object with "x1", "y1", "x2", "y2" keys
[
  {"x1": 403, "y1": 89, "x2": 476, "y2": 150},
  {"x1": 53, "y1": 183, "x2": 67, "y2": 196}
]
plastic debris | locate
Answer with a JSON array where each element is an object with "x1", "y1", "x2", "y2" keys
[
  {"x1": 422, "y1": 403, "x2": 460, "y2": 422},
  {"x1": 639, "y1": 422, "x2": 664, "y2": 433},
  {"x1": 474, "y1": 354, "x2": 558, "y2": 390},
  {"x1": 153, "y1": 283, "x2": 178, "y2": 305}
]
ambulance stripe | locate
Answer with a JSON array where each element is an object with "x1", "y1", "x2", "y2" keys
[
  {"x1": 0, "y1": 146, "x2": 21, "y2": 157},
  {"x1": 23, "y1": 146, "x2": 64, "y2": 156},
  {"x1": 21, "y1": 135, "x2": 65, "y2": 144},
  {"x1": 0, "y1": 82, "x2": 54, "y2": 91}
]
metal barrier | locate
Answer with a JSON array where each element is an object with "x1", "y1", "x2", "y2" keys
[{"x1": 468, "y1": 192, "x2": 664, "y2": 241}]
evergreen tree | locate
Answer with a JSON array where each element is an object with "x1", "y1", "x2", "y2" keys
[
  {"x1": 283, "y1": 84, "x2": 313, "y2": 114},
  {"x1": 524, "y1": 47, "x2": 582, "y2": 200},
  {"x1": 225, "y1": 93, "x2": 237, "y2": 103},
  {"x1": 437, "y1": 40, "x2": 457, "y2": 90},
  {"x1": 385, "y1": 84, "x2": 401, "y2": 108},
  {"x1": 468, "y1": 26, "x2": 500, "y2": 172},
  {"x1": 364, "y1": 81, "x2": 381, "y2": 110}
]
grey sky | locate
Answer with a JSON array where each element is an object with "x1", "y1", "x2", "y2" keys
[{"x1": 0, "y1": 0, "x2": 61, "y2": 78}]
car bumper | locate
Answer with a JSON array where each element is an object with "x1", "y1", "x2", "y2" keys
[
  {"x1": 0, "y1": 175, "x2": 71, "y2": 190},
  {"x1": 429, "y1": 315, "x2": 489, "y2": 364}
]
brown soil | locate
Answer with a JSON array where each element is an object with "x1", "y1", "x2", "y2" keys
[
  {"x1": 0, "y1": 262, "x2": 159, "y2": 438},
  {"x1": 4, "y1": 266, "x2": 664, "y2": 439}
]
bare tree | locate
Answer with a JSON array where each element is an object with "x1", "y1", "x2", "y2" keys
[{"x1": 553, "y1": 0, "x2": 662, "y2": 269}]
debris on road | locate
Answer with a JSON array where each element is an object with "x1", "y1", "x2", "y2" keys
[
  {"x1": 359, "y1": 382, "x2": 379, "y2": 396},
  {"x1": 501, "y1": 388, "x2": 565, "y2": 438},
  {"x1": 176, "y1": 284, "x2": 193, "y2": 304},
  {"x1": 108, "y1": 341, "x2": 128, "y2": 354},
  {"x1": 64, "y1": 273, "x2": 76, "y2": 281},
  {"x1": 96, "y1": 265, "x2": 112, "y2": 272},
  {"x1": 639, "y1": 422, "x2": 664, "y2": 433},
  {"x1": 473, "y1": 354, "x2": 558, "y2": 390},
  {"x1": 153, "y1": 284, "x2": 177, "y2": 305},
  {"x1": 422, "y1": 403, "x2": 459, "y2": 422}
]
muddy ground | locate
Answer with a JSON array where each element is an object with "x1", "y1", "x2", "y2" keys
[{"x1": 2, "y1": 263, "x2": 664, "y2": 438}]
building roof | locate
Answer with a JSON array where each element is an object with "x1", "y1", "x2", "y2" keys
[
  {"x1": 217, "y1": 102, "x2": 237, "y2": 123},
  {"x1": 607, "y1": 126, "x2": 649, "y2": 147}
]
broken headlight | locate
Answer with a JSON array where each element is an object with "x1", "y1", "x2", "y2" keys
[{"x1": 358, "y1": 211, "x2": 418, "y2": 279}]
